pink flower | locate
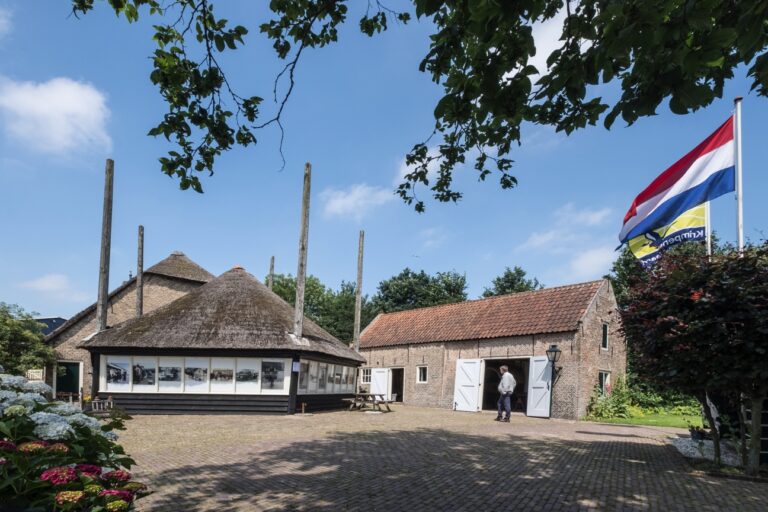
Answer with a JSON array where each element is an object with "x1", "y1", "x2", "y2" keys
[
  {"x1": 18, "y1": 440, "x2": 49, "y2": 453},
  {"x1": 0, "y1": 457, "x2": 7, "y2": 466},
  {"x1": 102, "y1": 469, "x2": 131, "y2": 482},
  {"x1": 100, "y1": 489, "x2": 134, "y2": 502},
  {"x1": 55, "y1": 490, "x2": 85, "y2": 505},
  {"x1": 48, "y1": 443, "x2": 70, "y2": 455},
  {"x1": 75, "y1": 463, "x2": 103, "y2": 477},
  {"x1": 40, "y1": 466, "x2": 78, "y2": 486},
  {"x1": 0, "y1": 440, "x2": 16, "y2": 452}
]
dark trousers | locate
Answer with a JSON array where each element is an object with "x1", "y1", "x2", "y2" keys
[{"x1": 497, "y1": 393, "x2": 511, "y2": 419}]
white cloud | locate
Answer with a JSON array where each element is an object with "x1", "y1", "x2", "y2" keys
[
  {"x1": 567, "y1": 246, "x2": 617, "y2": 280},
  {"x1": 0, "y1": 77, "x2": 111, "y2": 155},
  {"x1": 529, "y1": 10, "x2": 566, "y2": 75},
  {"x1": 419, "y1": 227, "x2": 449, "y2": 251},
  {"x1": 0, "y1": 8, "x2": 12, "y2": 38},
  {"x1": 319, "y1": 184, "x2": 394, "y2": 221},
  {"x1": 522, "y1": 203, "x2": 612, "y2": 251},
  {"x1": 554, "y1": 202, "x2": 612, "y2": 226},
  {"x1": 394, "y1": 147, "x2": 440, "y2": 186},
  {"x1": 19, "y1": 273, "x2": 89, "y2": 302}
]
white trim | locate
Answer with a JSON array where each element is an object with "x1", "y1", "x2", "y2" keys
[{"x1": 416, "y1": 365, "x2": 428, "y2": 384}]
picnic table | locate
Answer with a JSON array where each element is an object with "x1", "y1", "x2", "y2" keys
[{"x1": 345, "y1": 393, "x2": 394, "y2": 412}]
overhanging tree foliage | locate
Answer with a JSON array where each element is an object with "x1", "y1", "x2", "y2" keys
[
  {"x1": 70, "y1": 1, "x2": 768, "y2": 209},
  {"x1": 371, "y1": 268, "x2": 467, "y2": 313},
  {"x1": 622, "y1": 243, "x2": 768, "y2": 475},
  {"x1": 0, "y1": 303, "x2": 55, "y2": 375}
]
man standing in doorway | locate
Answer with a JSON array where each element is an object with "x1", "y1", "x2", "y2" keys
[{"x1": 495, "y1": 365, "x2": 516, "y2": 422}]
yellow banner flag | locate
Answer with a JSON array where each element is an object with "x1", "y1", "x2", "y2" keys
[{"x1": 629, "y1": 204, "x2": 707, "y2": 266}]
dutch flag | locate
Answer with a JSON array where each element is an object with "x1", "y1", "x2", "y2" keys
[{"x1": 619, "y1": 117, "x2": 736, "y2": 245}]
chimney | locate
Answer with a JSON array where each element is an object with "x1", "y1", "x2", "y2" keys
[
  {"x1": 353, "y1": 230, "x2": 365, "y2": 351},
  {"x1": 136, "y1": 225, "x2": 144, "y2": 317},
  {"x1": 293, "y1": 163, "x2": 311, "y2": 338},
  {"x1": 268, "y1": 255, "x2": 275, "y2": 290},
  {"x1": 96, "y1": 159, "x2": 114, "y2": 332}
]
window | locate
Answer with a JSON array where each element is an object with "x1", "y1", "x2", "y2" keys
[
  {"x1": 601, "y1": 323, "x2": 609, "y2": 350},
  {"x1": 361, "y1": 368, "x2": 371, "y2": 384},
  {"x1": 598, "y1": 371, "x2": 611, "y2": 395},
  {"x1": 416, "y1": 366, "x2": 428, "y2": 384}
]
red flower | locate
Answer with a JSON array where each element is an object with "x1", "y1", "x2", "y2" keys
[
  {"x1": 40, "y1": 466, "x2": 78, "y2": 486},
  {"x1": 48, "y1": 443, "x2": 70, "y2": 455},
  {"x1": 18, "y1": 441, "x2": 49, "y2": 453},
  {"x1": 0, "y1": 440, "x2": 16, "y2": 452},
  {"x1": 100, "y1": 489, "x2": 134, "y2": 502},
  {"x1": 55, "y1": 490, "x2": 85, "y2": 505},
  {"x1": 690, "y1": 290, "x2": 703, "y2": 301},
  {"x1": 103, "y1": 469, "x2": 131, "y2": 482},
  {"x1": 75, "y1": 463, "x2": 103, "y2": 478}
]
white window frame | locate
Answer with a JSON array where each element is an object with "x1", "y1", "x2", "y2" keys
[
  {"x1": 361, "y1": 368, "x2": 371, "y2": 384},
  {"x1": 416, "y1": 366, "x2": 428, "y2": 384},
  {"x1": 598, "y1": 371, "x2": 611, "y2": 395},
  {"x1": 601, "y1": 322, "x2": 609, "y2": 350}
]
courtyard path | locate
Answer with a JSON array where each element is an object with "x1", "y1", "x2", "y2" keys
[{"x1": 118, "y1": 406, "x2": 765, "y2": 511}]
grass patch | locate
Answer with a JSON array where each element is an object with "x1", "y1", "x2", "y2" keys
[{"x1": 587, "y1": 413, "x2": 702, "y2": 429}]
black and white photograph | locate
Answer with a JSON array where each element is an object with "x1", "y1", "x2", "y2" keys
[
  {"x1": 262, "y1": 361, "x2": 284, "y2": 390},
  {"x1": 132, "y1": 363, "x2": 155, "y2": 386},
  {"x1": 211, "y1": 368, "x2": 233, "y2": 382},
  {"x1": 318, "y1": 365, "x2": 328, "y2": 391},
  {"x1": 185, "y1": 366, "x2": 208, "y2": 382},
  {"x1": 106, "y1": 362, "x2": 129, "y2": 384},
  {"x1": 158, "y1": 366, "x2": 181, "y2": 382},
  {"x1": 236, "y1": 368, "x2": 259, "y2": 382}
]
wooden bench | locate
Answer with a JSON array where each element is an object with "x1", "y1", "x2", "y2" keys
[{"x1": 87, "y1": 397, "x2": 114, "y2": 417}]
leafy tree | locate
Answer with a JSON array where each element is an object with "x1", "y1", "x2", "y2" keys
[
  {"x1": 268, "y1": 273, "x2": 330, "y2": 324},
  {"x1": 482, "y1": 266, "x2": 542, "y2": 297},
  {"x1": 0, "y1": 303, "x2": 56, "y2": 375},
  {"x1": 70, "y1": 1, "x2": 768, "y2": 208},
  {"x1": 371, "y1": 268, "x2": 467, "y2": 313},
  {"x1": 622, "y1": 244, "x2": 768, "y2": 474}
]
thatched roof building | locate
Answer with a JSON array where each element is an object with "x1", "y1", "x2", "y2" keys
[{"x1": 81, "y1": 267, "x2": 364, "y2": 414}]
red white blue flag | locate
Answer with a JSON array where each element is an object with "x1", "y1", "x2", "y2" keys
[{"x1": 619, "y1": 117, "x2": 735, "y2": 245}]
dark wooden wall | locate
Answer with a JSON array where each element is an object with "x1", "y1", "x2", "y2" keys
[
  {"x1": 100, "y1": 393, "x2": 290, "y2": 414},
  {"x1": 296, "y1": 394, "x2": 354, "y2": 413}
]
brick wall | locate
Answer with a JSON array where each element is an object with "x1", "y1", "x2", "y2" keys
[
  {"x1": 574, "y1": 280, "x2": 627, "y2": 419},
  {"x1": 50, "y1": 275, "x2": 202, "y2": 395}
]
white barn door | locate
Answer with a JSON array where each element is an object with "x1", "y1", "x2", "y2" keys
[
  {"x1": 370, "y1": 368, "x2": 390, "y2": 399},
  {"x1": 527, "y1": 356, "x2": 552, "y2": 418},
  {"x1": 453, "y1": 359, "x2": 482, "y2": 412}
]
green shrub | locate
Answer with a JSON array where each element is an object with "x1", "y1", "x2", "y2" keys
[
  {"x1": 0, "y1": 367, "x2": 149, "y2": 510},
  {"x1": 587, "y1": 376, "x2": 631, "y2": 419}
]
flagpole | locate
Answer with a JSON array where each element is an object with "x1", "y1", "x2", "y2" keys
[
  {"x1": 734, "y1": 97, "x2": 744, "y2": 252},
  {"x1": 705, "y1": 201, "x2": 712, "y2": 257}
]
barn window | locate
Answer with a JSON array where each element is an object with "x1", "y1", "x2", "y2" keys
[
  {"x1": 598, "y1": 371, "x2": 611, "y2": 395},
  {"x1": 361, "y1": 368, "x2": 371, "y2": 384},
  {"x1": 417, "y1": 366, "x2": 428, "y2": 383},
  {"x1": 601, "y1": 323, "x2": 609, "y2": 350}
]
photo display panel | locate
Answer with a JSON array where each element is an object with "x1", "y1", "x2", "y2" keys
[
  {"x1": 158, "y1": 356, "x2": 184, "y2": 392},
  {"x1": 132, "y1": 356, "x2": 157, "y2": 392},
  {"x1": 308, "y1": 361, "x2": 319, "y2": 393},
  {"x1": 184, "y1": 357, "x2": 209, "y2": 393},
  {"x1": 236, "y1": 358, "x2": 260, "y2": 394},
  {"x1": 261, "y1": 360, "x2": 286, "y2": 392},
  {"x1": 210, "y1": 357, "x2": 235, "y2": 393},
  {"x1": 298, "y1": 361, "x2": 309, "y2": 392},
  {"x1": 317, "y1": 363, "x2": 328, "y2": 392},
  {"x1": 105, "y1": 356, "x2": 131, "y2": 392}
]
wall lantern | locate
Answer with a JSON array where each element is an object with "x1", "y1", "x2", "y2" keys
[{"x1": 546, "y1": 344, "x2": 562, "y2": 379}]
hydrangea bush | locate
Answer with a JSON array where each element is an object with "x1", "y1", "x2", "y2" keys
[{"x1": 0, "y1": 366, "x2": 149, "y2": 510}]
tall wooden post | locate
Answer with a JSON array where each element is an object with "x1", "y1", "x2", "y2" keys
[
  {"x1": 96, "y1": 159, "x2": 114, "y2": 332},
  {"x1": 268, "y1": 256, "x2": 275, "y2": 290},
  {"x1": 353, "y1": 230, "x2": 365, "y2": 351},
  {"x1": 293, "y1": 163, "x2": 312, "y2": 338},
  {"x1": 136, "y1": 225, "x2": 144, "y2": 317}
]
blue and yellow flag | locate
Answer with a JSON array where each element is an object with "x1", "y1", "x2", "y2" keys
[{"x1": 628, "y1": 204, "x2": 707, "y2": 267}]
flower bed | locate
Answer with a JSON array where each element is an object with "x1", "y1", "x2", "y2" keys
[{"x1": 0, "y1": 366, "x2": 148, "y2": 510}]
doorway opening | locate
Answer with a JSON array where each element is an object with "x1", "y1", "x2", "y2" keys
[
  {"x1": 482, "y1": 358, "x2": 529, "y2": 413},
  {"x1": 390, "y1": 368, "x2": 404, "y2": 402},
  {"x1": 55, "y1": 361, "x2": 81, "y2": 400}
]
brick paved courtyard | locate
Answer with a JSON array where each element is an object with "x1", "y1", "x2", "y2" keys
[{"x1": 119, "y1": 406, "x2": 765, "y2": 511}]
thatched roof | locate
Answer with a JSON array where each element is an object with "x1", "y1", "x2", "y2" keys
[
  {"x1": 46, "y1": 251, "x2": 213, "y2": 343},
  {"x1": 80, "y1": 267, "x2": 365, "y2": 363}
]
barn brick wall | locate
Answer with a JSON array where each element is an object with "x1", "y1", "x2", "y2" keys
[
  {"x1": 574, "y1": 280, "x2": 627, "y2": 419},
  {"x1": 50, "y1": 275, "x2": 202, "y2": 395}
]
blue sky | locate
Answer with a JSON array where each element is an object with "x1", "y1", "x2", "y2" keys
[{"x1": 1, "y1": 2, "x2": 766, "y2": 318}]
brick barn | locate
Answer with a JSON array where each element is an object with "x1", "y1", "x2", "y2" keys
[{"x1": 358, "y1": 280, "x2": 626, "y2": 420}]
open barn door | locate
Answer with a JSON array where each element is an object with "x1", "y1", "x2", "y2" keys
[
  {"x1": 453, "y1": 359, "x2": 482, "y2": 412},
  {"x1": 370, "y1": 368, "x2": 390, "y2": 400},
  {"x1": 527, "y1": 356, "x2": 552, "y2": 418}
]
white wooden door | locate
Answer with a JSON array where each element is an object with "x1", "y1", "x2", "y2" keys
[
  {"x1": 527, "y1": 356, "x2": 552, "y2": 418},
  {"x1": 370, "y1": 368, "x2": 390, "y2": 399},
  {"x1": 453, "y1": 359, "x2": 482, "y2": 412}
]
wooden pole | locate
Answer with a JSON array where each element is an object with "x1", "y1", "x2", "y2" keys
[
  {"x1": 96, "y1": 159, "x2": 114, "y2": 332},
  {"x1": 353, "y1": 230, "x2": 365, "y2": 351},
  {"x1": 136, "y1": 225, "x2": 144, "y2": 317},
  {"x1": 268, "y1": 255, "x2": 275, "y2": 290},
  {"x1": 293, "y1": 163, "x2": 312, "y2": 338}
]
